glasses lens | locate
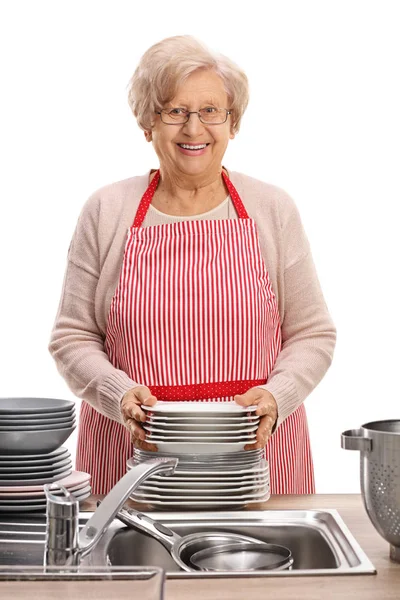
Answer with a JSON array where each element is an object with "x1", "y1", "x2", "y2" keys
[
  {"x1": 160, "y1": 108, "x2": 228, "y2": 124},
  {"x1": 199, "y1": 108, "x2": 227, "y2": 124},
  {"x1": 161, "y1": 109, "x2": 188, "y2": 124}
]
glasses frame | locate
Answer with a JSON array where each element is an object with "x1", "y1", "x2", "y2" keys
[{"x1": 156, "y1": 108, "x2": 232, "y2": 125}]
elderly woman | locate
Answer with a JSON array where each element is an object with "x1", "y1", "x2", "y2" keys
[{"x1": 49, "y1": 35, "x2": 336, "y2": 495}]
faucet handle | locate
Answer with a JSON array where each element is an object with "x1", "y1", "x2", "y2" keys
[{"x1": 44, "y1": 484, "x2": 79, "y2": 518}]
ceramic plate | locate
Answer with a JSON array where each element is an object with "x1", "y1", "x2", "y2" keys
[
  {"x1": 0, "y1": 407, "x2": 75, "y2": 422},
  {"x1": 0, "y1": 447, "x2": 69, "y2": 462},
  {"x1": 0, "y1": 397, "x2": 75, "y2": 415},
  {"x1": 0, "y1": 491, "x2": 91, "y2": 513},
  {"x1": 142, "y1": 474, "x2": 269, "y2": 489},
  {"x1": 0, "y1": 426, "x2": 76, "y2": 455},
  {"x1": 0, "y1": 470, "x2": 90, "y2": 493},
  {"x1": 0, "y1": 480, "x2": 91, "y2": 499},
  {"x1": 0, "y1": 419, "x2": 76, "y2": 431},
  {"x1": 146, "y1": 415, "x2": 260, "y2": 423},
  {"x1": 0, "y1": 469, "x2": 72, "y2": 487},
  {"x1": 0, "y1": 414, "x2": 75, "y2": 427},
  {"x1": 0, "y1": 456, "x2": 71, "y2": 473},
  {"x1": 131, "y1": 487, "x2": 270, "y2": 501},
  {"x1": 132, "y1": 495, "x2": 270, "y2": 509},
  {"x1": 143, "y1": 424, "x2": 259, "y2": 435},
  {"x1": 138, "y1": 482, "x2": 269, "y2": 496},
  {"x1": 143, "y1": 441, "x2": 255, "y2": 453},
  {"x1": 142, "y1": 401, "x2": 258, "y2": 415},
  {"x1": 128, "y1": 460, "x2": 268, "y2": 476}
]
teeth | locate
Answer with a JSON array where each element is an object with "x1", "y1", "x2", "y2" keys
[{"x1": 179, "y1": 144, "x2": 207, "y2": 150}]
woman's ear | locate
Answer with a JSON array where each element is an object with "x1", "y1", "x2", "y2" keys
[{"x1": 144, "y1": 130, "x2": 152, "y2": 142}]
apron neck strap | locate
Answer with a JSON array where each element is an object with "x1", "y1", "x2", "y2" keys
[{"x1": 133, "y1": 169, "x2": 249, "y2": 228}]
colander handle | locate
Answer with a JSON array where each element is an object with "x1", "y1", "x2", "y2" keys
[{"x1": 341, "y1": 429, "x2": 372, "y2": 452}]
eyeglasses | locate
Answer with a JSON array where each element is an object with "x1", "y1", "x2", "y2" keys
[{"x1": 156, "y1": 107, "x2": 231, "y2": 125}]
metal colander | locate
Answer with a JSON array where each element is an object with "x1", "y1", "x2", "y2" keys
[{"x1": 342, "y1": 420, "x2": 400, "y2": 562}]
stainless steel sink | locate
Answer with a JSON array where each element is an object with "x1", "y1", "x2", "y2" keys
[{"x1": 0, "y1": 509, "x2": 376, "y2": 577}]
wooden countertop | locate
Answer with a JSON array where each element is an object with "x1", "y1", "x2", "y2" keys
[{"x1": 0, "y1": 494, "x2": 399, "y2": 599}]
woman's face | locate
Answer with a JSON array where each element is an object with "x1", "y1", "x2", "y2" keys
[{"x1": 147, "y1": 69, "x2": 234, "y2": 181}]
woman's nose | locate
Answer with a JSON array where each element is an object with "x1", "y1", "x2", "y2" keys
[{"x1": 181, "y1": 112, "x2": 205, "y2": 136}]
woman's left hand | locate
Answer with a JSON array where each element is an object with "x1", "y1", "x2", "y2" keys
[{"x1": 234, "y1": 388, "x2": 278, "y2": 450}]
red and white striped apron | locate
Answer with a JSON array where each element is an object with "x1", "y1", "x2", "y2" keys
[{"x1": 76, "y1": 170, "x2": 315, "y2": 495}]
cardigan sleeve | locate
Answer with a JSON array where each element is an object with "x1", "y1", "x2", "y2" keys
[
  {"x1": 258, "y1": 194, "x2": 337, "y2": 427},
  {"x1": 48, "y1": 195, "x2": 139, "y2": 423}
]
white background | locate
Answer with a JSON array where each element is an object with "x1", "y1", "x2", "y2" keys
[{"x1": 0, "y1": 1, "x2": 399, "y2": 493}]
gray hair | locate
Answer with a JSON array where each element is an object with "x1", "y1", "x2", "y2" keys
[{"x1": 127, "y1": 35, "x2": 249, "y2": 134}]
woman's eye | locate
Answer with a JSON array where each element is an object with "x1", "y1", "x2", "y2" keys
[
  {"x1": 202, "y1": 107, "x2": 217, "y2": 113},
  {"x1": 170, "y1": 108, "x2": 185, "y2": 115}
]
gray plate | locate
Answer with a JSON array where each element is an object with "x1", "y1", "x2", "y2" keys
[
  {"x1": 0, "y1": 414, "x2": 75, "y2": 427},
  {"x1": 0, "y1": 447, "x2": 69, "y2": 461},
  {"x1": 0, "y1": 469, "x2": 72, "y2": 487},
  {"x1": 0, "y1": 456, "x2": 71, "y2": 472},
  {"x1": 0, "y1": 463, "x2": 72, "y2": 481},
  {"x1": 0, "y1": 426, "x2": 76, "y2": 455},
  {"x1": 0, "y1": 397, "x2": 75, "y2": 415},
  {"x1": 0, "y1": 407, "x2": 75, "y2": 422},
  {"x1": 0, "y1": 419, "x2": 76, "y2": 432}
]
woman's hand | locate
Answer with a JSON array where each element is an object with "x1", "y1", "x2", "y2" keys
[
  {"x1": 121, "y1": 386, "x2": 158, "y2": 451},
  {"x1": 234, "y1": 388, "x2": 278, "y2": 450}
]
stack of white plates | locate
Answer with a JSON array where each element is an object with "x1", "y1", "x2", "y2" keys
[
  {"x1": 127, "y1": 449, "x2": 270, "y2": 509},
  {"x1": 0, "y1": 465, "x2": 91, "y2": 512},
  {"x1": 0, "y1": 397, "x2": 77, "y2": 454},
  {"x1": 142, "y1": 401, "x2": 260, "y2": 454}
]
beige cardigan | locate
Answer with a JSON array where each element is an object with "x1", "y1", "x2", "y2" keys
[{"x1": 49, "y1": 169, "x2": 336, "y2": 429}]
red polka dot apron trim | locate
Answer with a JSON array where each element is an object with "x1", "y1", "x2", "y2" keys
[{"x1": 76, "y1": 169, "x2": 315, "y2": 495}]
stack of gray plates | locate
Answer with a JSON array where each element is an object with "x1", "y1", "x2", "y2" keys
[
  {"x1": 0, "y1": 397, "x2": 91, "y2": 512},
  {"x1": 127, "y1": 449, "x2": 270, "y2": 509},
  {"x1": 0, "y1": 397, "x2": 77, "y2": 455}
]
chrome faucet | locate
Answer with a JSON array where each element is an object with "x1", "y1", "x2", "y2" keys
[{"x1": 43, "y1": 457, "x2": 178, "y2": 567}]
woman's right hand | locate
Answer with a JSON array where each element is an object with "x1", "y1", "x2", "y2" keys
[{"x1": 121, "y1": 386, "x2": 158, "y2": 451}]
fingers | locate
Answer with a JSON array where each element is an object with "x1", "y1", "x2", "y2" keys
[
  {"x1": 131, "y1": 437, "x2": 158, "y2": 452},
  {"x1": 234, "y1": 388, "x2": 265, "y2": 407},
  {"x1": 121, "y1": 386, "x2": 158, "y2": 448},
  {"x1": 244, "y1": 414, "x2": 276, "y2": 451},
  {"x1": 121, "y1": 386, "x2": 157, "y2": 423}
]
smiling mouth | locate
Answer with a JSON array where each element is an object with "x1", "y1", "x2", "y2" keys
[{"x1": 177, "y1": 143, "x2": 210, "y2": 151}]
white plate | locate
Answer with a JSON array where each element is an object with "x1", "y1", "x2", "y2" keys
[
  {"x1": 145, "y1": 434, "x2": 257, "y2": 441},
  {"x1": 142, "y1": 401, "x2": 258, "y2": 415},
  {"x1": 131, "y1": 487, "x2": 269, "y2": 501},
  {"x1": 146, "y1": 415, "x2": 260, "y2": 423},
  {"x1": 132, "y1": 494, "x2": 270, "y2": 508},
  {"x1": 128, "y1": 460, "x2": 268, "y2": 477},
  {"x1": 140, "y1": 441, "x2": 253, "y2": 454},
  {"x1": 143, "y1": 424, "x2": 259, "y2": 435},
  {"x1": 0, "y1": 470, "x2": 90, "y2": 493},
  {"x1": 138, "y1": 481, "x2": 269, "y2": 495},
  {"x1": 149, "y1": 471, "x2": 268, "y2": 484},
  {"x1": 0, "y1": 447, "x2": 69, "y2": 462},
  {"x1": 144, "y1": 474, "x2": 269, "y2": 489},
  {"x1": 133, "y1": 448, "x2": 263, "y2": 459}
]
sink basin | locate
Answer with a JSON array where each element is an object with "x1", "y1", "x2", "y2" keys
[{"x1": 0, "y1": 509, "x2": 376, "y2": 577}]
